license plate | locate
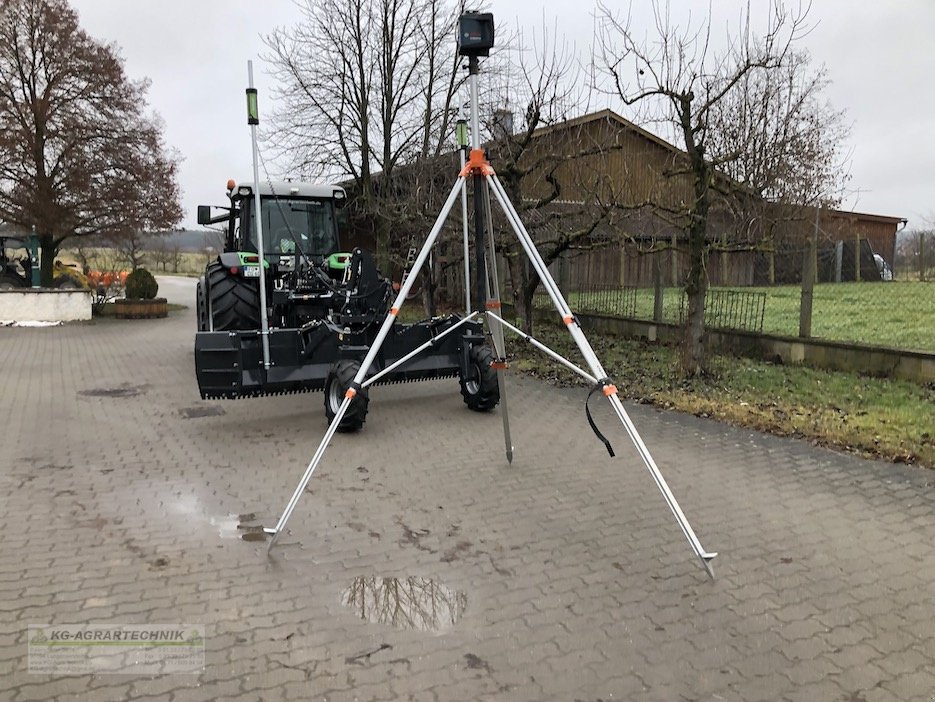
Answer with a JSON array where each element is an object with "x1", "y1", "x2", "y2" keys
[{"x1": 243, "y1": 266, "x2": 260, "y2": 278}]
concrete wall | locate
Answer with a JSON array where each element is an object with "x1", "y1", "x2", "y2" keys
[
  {"x1": 0, "y1": 289, "x2": 92, "y2": 322},
  {"x1": 519, "y1": 305, "x2": 935, "y2": 384}
]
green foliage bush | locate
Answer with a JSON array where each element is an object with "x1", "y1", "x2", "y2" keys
[{"x1": 125, "y1": 268, "x2": 158, "y2": 299}]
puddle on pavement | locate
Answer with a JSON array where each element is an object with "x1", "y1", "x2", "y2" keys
[
  {"x1": 179, "y1": 406, "x2": 226, "y2": 418},
  {"x1": 341, "y1": 576, "x2": 466, "y2": 632},
  {"x1": 211, "y1": 513, "x2": 269, "y2": 542},
  {"x1": 78, "y1": 385, "x2": 145, "y2": 398}
]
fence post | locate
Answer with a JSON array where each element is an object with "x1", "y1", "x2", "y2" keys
[
  {"x1": 799, "y1": 203, "x2": 820, "y2": 338},
  {"x1": 653, "y1": 250, "x2": 664, "y2": 322},
  {"x1": 834, "y1": 241, "x2": 843, "y2": 283},
  {"x1": 921, "y1": 232, "x2": 926, "y2": 282},
  {"x1": 854, "y1": 233, "x2": 861, "y2": 282},
  {"x1": 720, "y1": 232, "x2": 728, "y2": 284},
  {"x1": 670, "y1": 232, "x2": 678, "y2": 285}
]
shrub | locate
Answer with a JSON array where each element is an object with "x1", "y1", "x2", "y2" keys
[{"x1": 125, "y1": 268, "x2": 158, "y2": 299}]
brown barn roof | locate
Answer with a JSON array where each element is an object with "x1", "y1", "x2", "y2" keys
[
  {"x1": 530, "y1": 108, "x2": 684, "y2": 157},
  {"x1": 826, "y1": 209, "x2": 906, "y2": 225},
  {"x1": 528, "y1": 109, "x2": 907, "y2": 226}
]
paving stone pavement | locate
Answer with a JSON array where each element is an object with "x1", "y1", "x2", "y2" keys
[{"x1": 1, "y1": 275, "x2": 934, "y2": 701}]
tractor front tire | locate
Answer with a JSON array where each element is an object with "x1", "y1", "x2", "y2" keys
[
  {"x1": 324, "y1": 359, "x2": 370, "y2": 432},
  {"x1": 206, "y1": 262, "x2": 260, "y2": 331},
  {"x1": 459, "y1": 344, "x2": 500, "y2": 412}
]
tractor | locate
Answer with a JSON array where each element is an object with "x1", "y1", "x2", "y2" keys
[
  {"x1": 0, "y1": 235, "x2": 89, "y2": 290},
  {"x1": 194, "y1": 179, "x2": 499, "y2": 430},
  {"x1": 0, "y1": 236, "x2": 33, "y2": 289}
]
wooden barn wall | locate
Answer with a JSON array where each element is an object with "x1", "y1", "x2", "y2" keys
[
  {"x1": 365, "y1": 113, "x2": 902, "y2": 296},
  {"x1": 519, "y1": 118, "x2": 694, "y2": 210},
  {"x1": 766, "y1": 207, "x2": 898, "y2": 268},
  {"x1": 823, "y1": 217, "x2": 897, "y2": 265}
]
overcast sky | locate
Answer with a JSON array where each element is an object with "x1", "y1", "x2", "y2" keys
[{"x1": 68, "y1": 0, "x2": 933, "y2": 232}]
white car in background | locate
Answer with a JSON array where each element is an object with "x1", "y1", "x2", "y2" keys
[{"x1": 873, "y1": 253, "x2": 894, "y2": 281}]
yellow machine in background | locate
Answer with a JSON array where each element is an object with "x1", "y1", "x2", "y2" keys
[
  {"x1": 51, "y1": 260, "x2": 91, "y2": 290},
  {"x1": 0, "y1": 235, "x2": 91, "y2": 290}
]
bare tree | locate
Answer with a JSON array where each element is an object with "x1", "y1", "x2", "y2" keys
[
  {"x1": 105, "y1": 229, "x2": 150, "y2": 271},
  {"x1": 202, "y1": 231, "x2": 223, "y2": 269},
  {"x1": 713, "y1": 50, "x2": 849, "y2": 201},
  {"x1": 263, "y1": 0, "x2": 465, "y2": 271},
  {"x1": 896, "y1": 227, "x2": 935, "y2": 281},
  {"x1": 463, "y1": 22, "x2": 624, "y2": 332},
  {"x1": 705, "y1": 47, "x2": 852, "y2": 286},
  {"x1": 0, "y1": 0, "x2": 182, "y2": 286},
  {"x1": 596, "y1": 0, "x2": 825, "y2": 375},
  {"x1": 361, "y1": 20, "x2": 619, "y2": 330},
  {"x1": 146, "y1": 236, "x2": 182, "y2": 273}
]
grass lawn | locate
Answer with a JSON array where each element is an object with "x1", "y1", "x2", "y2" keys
[
  {"x1": 507, "y1": 319, "x2": 935, "y2": 469},
  {"x1": 543, "y1": 281, "x2": 935, "y2": 352}
]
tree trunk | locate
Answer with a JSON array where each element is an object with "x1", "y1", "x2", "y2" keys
[
  {"x1": 521, "y1": 277, "x2": 540, "y2": 336},
  {"x1": 374, "y1": 218, "x2": 392, "y2": 278},
  {"x1": 39, "y1": 236, "x2": 56, "y2": 287},
  {"x1": 421, "y1": 262, "x2": 436, "y2": 317},
  {"x1": 506, "y1": 254, "x2": 532, "y2": 333},
  {"x1": 682, "y1": 228, "x2": 708, "y2": 376}
]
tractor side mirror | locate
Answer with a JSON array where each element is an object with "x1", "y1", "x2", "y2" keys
[{"x1": 197, "y1": 205, "x2": 212, "y2": 225}]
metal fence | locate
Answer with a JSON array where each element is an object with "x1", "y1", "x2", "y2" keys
[{"x1": 520, "y1": 239, "x2": 934, "y2": 354}]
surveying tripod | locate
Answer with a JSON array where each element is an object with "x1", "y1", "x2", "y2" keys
[{"x1": 263, "y1": 13, "x2": 717, "y2": 579}]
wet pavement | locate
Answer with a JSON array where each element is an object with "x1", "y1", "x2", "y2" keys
[{"x1": 1, "y1": 275, "x2": 934, "y2": 700}]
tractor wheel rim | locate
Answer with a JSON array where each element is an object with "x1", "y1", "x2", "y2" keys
[
  {"x1": 465, "y1": 363, "x2": 481, "y2": 395},
  {"x1": 329, "y1": 382, "x2": 343, "y2": 413}
]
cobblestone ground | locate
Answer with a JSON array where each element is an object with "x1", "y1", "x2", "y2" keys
[{"x1": 1, "y1": 276, "x2": 933, "y2": 701}]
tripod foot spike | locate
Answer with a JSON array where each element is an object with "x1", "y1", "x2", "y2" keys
[
  {"x1": 506, "y1": 447, "x2": 513, "y2": 464},
  {"x1": 265, "y1": 531, "x2": 279, "y2": 552},
  {"x1": 700, "y1": 552, "x2": 717, "y2": 580}
]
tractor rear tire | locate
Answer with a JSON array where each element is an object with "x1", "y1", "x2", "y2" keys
[
  {"x1": 459, "y1": 344, "x2": 500, "y2": 412},
  {"x1": 324, "y1": 360, "x2": 369, "y2": 432},
  {"x1": 206, "y1": 262, "x2": 260, "y2": 331},
  {"x1": 195, "y1": 277, "x2": 208, "y2": 331}
]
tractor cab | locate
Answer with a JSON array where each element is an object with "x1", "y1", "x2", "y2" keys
[
  {"x1": 198, "y1": 180, "x2": 345, "y2": 263},
  {"x1": 200, "y1": 182, "x2": 350, "y2": 302},
  {"x1": 197, "y1": 180, "x2": 361, "y2": 331},
  {"x1": 242, "y1": 192, "x2": 339, "y2": 262}
]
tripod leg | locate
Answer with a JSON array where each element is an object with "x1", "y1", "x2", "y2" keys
[
  {"x1": 485, "y1": 174, "x2": 717, "y2": 579},
  {"x1": 480, "y1": 181, "x2": 513, "y2": 462},
  {"x1": 459, "y1": 149, "x2": 472, "y2": 314},
  {"x1": 482, "y1": 281, "x2": 513, "y2": 462},
  {"x1": 487, "y1": 310, "x2": 597, "y2": 383},
  {"x1": 606, "y1": 392, "x2": 717, "y2": 578},
  {"x1": 265, "y1": 394, "x2": 354, "y2": 549},
  {"x1": 265, "y1": 176, "x2": 467, "y2": 550}
]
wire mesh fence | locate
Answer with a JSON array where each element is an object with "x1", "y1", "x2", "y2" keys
[{"x1": 518, "y1": 235, "x2": 934, "y2": 353}]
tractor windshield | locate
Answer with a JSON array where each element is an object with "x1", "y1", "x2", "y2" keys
[{"x1": 243, "y1": 197, "x2": 339, "y2": 257}]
